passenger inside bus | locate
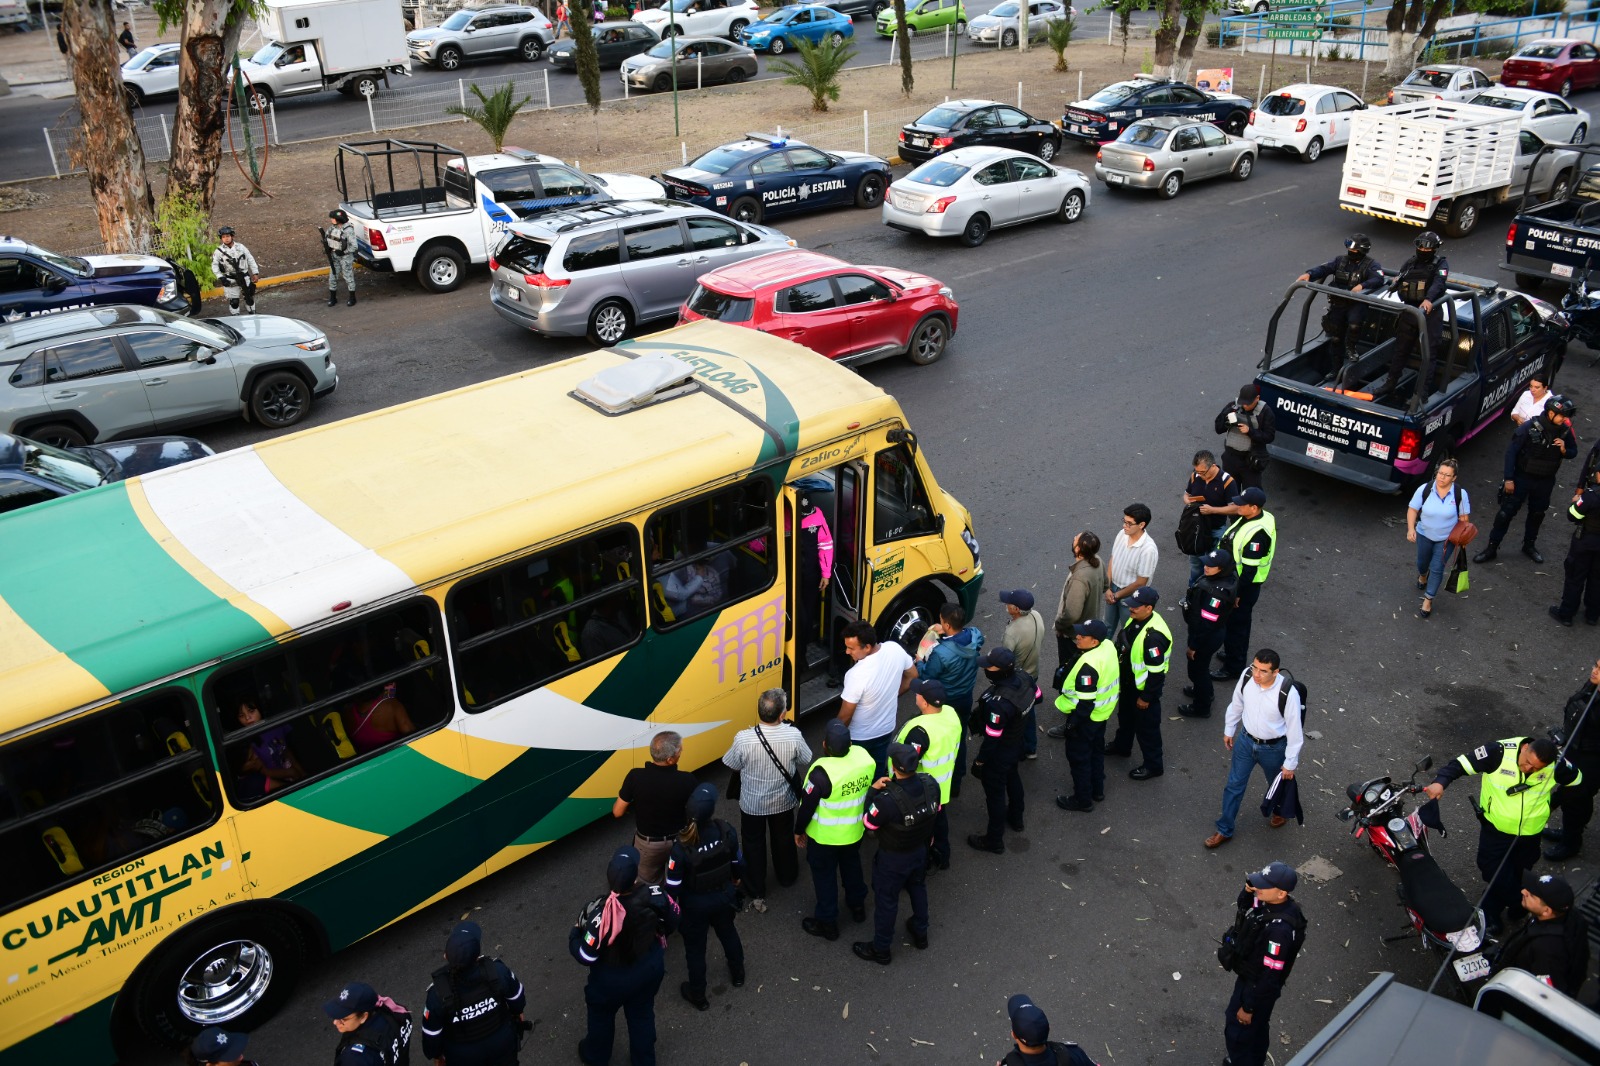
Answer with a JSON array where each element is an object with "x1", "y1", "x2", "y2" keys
[
  {"x1": 580, "y1": 597, "x2": 636, "y2": 659},
  {"x1": 345, "y1": 682, "x2": 416, "y2": 753},
  {"x1": 232, "y1": 699, "x2": 305, "y2": 799},
  {"x1": 663, "y1": 539, "x2": 724, "y2": 616}
]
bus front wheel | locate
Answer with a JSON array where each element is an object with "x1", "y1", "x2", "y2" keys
[
  {"x1": 879, "y1": 587, "x2": 947, "y2": 655},
  {"x1": 131, "y1": 909, "x2": 308, "y2": 1048}
]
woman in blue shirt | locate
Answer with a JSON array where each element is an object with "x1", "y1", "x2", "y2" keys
[{"x1": 1406, "y1": 458, "x2": 1469, "y2": 619}]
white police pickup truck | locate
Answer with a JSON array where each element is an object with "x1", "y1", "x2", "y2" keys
[{"x1": 334, "y1": 140, "x2": 664, "y2": 293}]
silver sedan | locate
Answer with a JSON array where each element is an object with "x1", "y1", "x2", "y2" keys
[
  {"x1": 881, "y1": 144, "x2": 1090, "y2": 247},
  {"x1": 618, "y1": 35, "x2": 758, "y2": 91},
  {"x1": 966, "y1": 0, "x2": 1071, "y2": 47},
  {"x1": 1093, "y1": 116, "x2": 1256, "y2": 199}
]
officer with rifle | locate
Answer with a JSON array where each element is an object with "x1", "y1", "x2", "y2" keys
[
  {"x1": 211, "y1": 226, "x2": 260, "y2": 315},
  {"x1": 321, "y1": 209, "x2": 358, "y2": 307}
]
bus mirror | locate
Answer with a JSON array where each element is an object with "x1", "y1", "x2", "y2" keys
[{"x1": 887, "y1": 428, "x2": 918, "y2": 455}]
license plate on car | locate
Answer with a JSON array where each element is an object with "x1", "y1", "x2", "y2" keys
[
  {"x1": 911, "y1": 136, "x2": 929, "y2": 146},
  {"x1": 1554, "y1": 263, "x2": 1575, "y2": 278},
  {"x1": 1070, "y1": 123, "x2": 1082, "y2": 133},
  {"x1": 1453, "y1": 953, "x2": 1490, "y2": 982},
  {"x1": 1258, "y1": 137, "x2": 1278, "y2": 147},
  {"x1": 1306, "y1": 443, "x2": 1334, "y2": 463},
  {"x1": 1104, "y1": 173, "x2": 1124, "y2": 184}
]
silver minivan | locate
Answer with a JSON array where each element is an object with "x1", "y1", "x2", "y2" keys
[{"x1": 488, "y1": 201, "x2": 794, "y2": 345}]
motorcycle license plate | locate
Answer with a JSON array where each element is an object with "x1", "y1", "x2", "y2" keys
[
  {"x1": 1306, "y1": 443, "x2": 1335, "y2": 463},
  {"x1": 1453, "y1": 953, "x2": 1490, "y2": 982},
  {"x1": 1554, "y1": 263, "x2": 1574, "y2": 278}
]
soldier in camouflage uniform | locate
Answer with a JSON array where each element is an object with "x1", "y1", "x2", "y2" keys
[{"x1": 324, "y1": 209, "x2": 357, "y2": 307}]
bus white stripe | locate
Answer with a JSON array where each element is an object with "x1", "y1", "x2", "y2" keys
[
  {"x1": 461, "y1": 686, "x2": 727, "y2": 751},
  {"x1": 140, "y1": 449, "x2": 415, "y2": 629}
]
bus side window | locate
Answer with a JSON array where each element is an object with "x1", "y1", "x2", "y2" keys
[
  {"x1": 446, "y1": 524, "x2": 644, "y2": 712},
  {"x1": 206, "y1": 597, "x2": 451, "y2": 807},
  {"x1": 647, "y1": 479, "x2": 776, "y2": 627},
  {"x1": 0, "y1": 687, "x2": 214, "y2": 910},
  {"x1": 873, "y1": 444, "x2": 938, "y2": 544}
]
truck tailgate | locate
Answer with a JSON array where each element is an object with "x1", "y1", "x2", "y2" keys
[
  {"x1": 1506, "y1": 216, "x2": 1600, "y2": 283},
  {"x1": 1258, "y1": 375, "x2": 1412, "y2": 493}
]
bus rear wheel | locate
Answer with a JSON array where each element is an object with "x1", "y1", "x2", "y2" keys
[{"x1": 130, "y1": 910, "x2": 308, "y2": 1048}]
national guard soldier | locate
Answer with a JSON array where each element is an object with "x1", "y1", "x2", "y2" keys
[
  {"x1": 897, "y1": 678, "x2": 962, "y2": 868},
  {"x1": 664, "y1": 782, "x2": 745, "y2": 1012},
  {"x1": 794, "y1": 720, "x2": 872, "y2": 941},
  {"x1": 967, "y1": 648, "x2": 1034, "y2": 854},
  {"x1": 993, "y1": 994, "x2": 1097, "y2": 1066},
  {"x1": 853, "y1": 742, "x2": 939, "y2": 965},
  {"x1": 211, "y1": 226, "x2": 260, "y2": 315},
  {"x1": 1551, "y1": 466, "x2": 1600, "y2": 626},
  {"x1": 1213, "y1": 488, "x2": 1276, "y2": 683},
  {"x1": 1296, "y1": 232, "x2": 1383, "y2": 370},
  {"x1": 1179, "y1": 550, "x2": 1235, "y2": 721},
  {"x1": 1379, "y1": 230, "x2": 1449, "y2": 399},
  {"x1": 420, "y1": 921, "x2": 526, "y2": 1066},
  {"x1": 323, "y1": 209, "x2": 358, "y2": 307},
  {"x1": 1220, "y1": 862, "x2": 1307, "y2": 1066},
  {"x1": 1424, "y1": 736, "x2": 1583, "y2": 935},
  {"x1": 1476, "y1": 396, "x2": 1578, "y2": 566},
  {"x1": 1053, "y1": 619, "x2": 1118, "y2": 814},
  {"x1": 1546, "y1": 657, "x2": 1600, "y2": 860},
  {"x1": 1104, "y1": 586, "x2": 1172, "y2": 781},
  {"x1": 324, "y1": 981, "x2": 413, "y2": 1066}
]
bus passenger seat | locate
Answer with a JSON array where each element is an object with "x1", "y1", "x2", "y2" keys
[
  {"x1": 153, "y1": 716, "x2": 193, "y2": 756},
  {"x1": 191, "y1": 770, "x2": 216, "y2": 812},
  {"x1": 650, "y1": 582, "x2": 676, "y2": 623},
  {"x1": 299, "y1": 681, "x2": 317, "y2": 704},
  {"x1": 318, "y1": 710, "x2": 358, "y2": 760},
  {"x1": 553, "y1": 620, "x2": 581, "y2": 663},
  {"x1": 42, "y1": 825, "x2": 84, "y2": 875}
]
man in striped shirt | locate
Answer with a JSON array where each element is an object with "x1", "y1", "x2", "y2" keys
[
  {"x1": 721, "y1": 689, "x2": 811, "y2": 913},
  {"x1": 1104, "y1": 503, "x2": 1159, "y2": 634}
]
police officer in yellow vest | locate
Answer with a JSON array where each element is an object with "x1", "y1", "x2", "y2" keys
[
  {"x1": 1424, "y1": 736, "x2": 1583, "y2": 936},
  {"x1": 1213, "y1": 487, "x2": 1277, "y2": 682},
  {"x1": 793, "y1": 721, "x2": 873, "y2": 942},
  {"x1": 1105, "y1": 586, "x2": 1173, "y2": 782},
  {"x1": 898, "y1": 679, "x2": 964, "y2": 870},
  {"x1": 1054, "y1": 619, "x2": 1119, "y2": 814}
]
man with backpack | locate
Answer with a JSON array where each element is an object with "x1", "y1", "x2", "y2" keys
[
  {"x1": 992, "y1": 993, "x2": 1098, "y2": 1065},
  {"x1": 420, "y1": 921, "x2": 526, "y2": 1066},
  {"x1": 1218, "y1": 862, "x2": 1307, "y2": 1066},
  {"x1": 1180, "y1": 450, "x2": 1236, "y2": 586},
  {"x1": 325, "y1": 981, "x2": 413, "y2": 1066},
  {"x1": 1204, "y1": 649, "x2": 1304, "y2": 849}
]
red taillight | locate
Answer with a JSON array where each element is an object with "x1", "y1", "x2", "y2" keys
[
  {"x1": 898, "y1": 129, "x2": 906, "y2": 141},
  {"x1": 1434, "y1": 94, "x2": 1444, "y2": 100},
  {"x1": 488, "y1": 255, "x2": 499, "y2": 271},
  {"x1": 1346, "y1": 185, "x2": 1366, "y2": 198},
  {"x1": 524, "y1": 272, "x2": 570, "y2": 289},
  {"x1": 1143, "y1": 157, "x2": 1155, "y2": 172},
  {"x1": 932, "y1": 136, "x2": 954, "y2": 148},
  {"x1": 1405, "y1": 198, "x2": 1427, "y2": 211},
  {"x1": 1398, "y1": 429, "x2": 1421, "y2": 461},
  {"x1": 1507, "y1": 222, "x2": 1518, "y2": 247},
  {"x1": 927, "y1": 195, "x2": 958, "y2": 214},
  {"x1": 1386, "y1": 89, "x2": 1394, "y2": 103},
  {"x1": 1095, "y1": 149, "x2": 1103, "y2": 161},
  {"x1": 367, "y1": 228, "x2": 387, "y2": 251},
  {"x1": 1248, "y1": 109, "x2": 1256, "y2": 125},
  {"x1": 1295, "y1": 118, "x2": 1307, "y2": 133}
]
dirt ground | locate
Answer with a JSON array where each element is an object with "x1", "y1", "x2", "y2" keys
[{"x1": 0, "y1": 34, "x2": 1450, "y2": 276}]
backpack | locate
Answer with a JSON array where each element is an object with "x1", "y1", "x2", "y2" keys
[
  {"x1": 1234, "y1": 667, "x2": 1307, "y2": 719},
  {"x1": 1174, "y1": 502, "x2": 1208, "y2": 556}
]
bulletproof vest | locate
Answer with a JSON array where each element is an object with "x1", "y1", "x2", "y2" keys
[
  {"x1": 429, "y1": 960, "x2": 508, "y2": 1045},
  {"x1": 337, "y1": 1006, "x2": 409, "y2": 1066},
  {"x1": 1233, "y1": 899, "x2": 1306, "y2": 983},
  {"x1": 983, "y1": 671, "x2": 1035, "y2": 719},
  {"x1": 1396, "y1": 256, "x2": 1439, "y2": 305},
  {"x1": 875, "y1": 774, "x2": 939, "y2": 851},
  {"x1": 1564, "y1": 685, "x2": 1600, "y2": 755},
  {"x1": 682, "y1": 820, "x2": 736, "y2": 894},
  {"x1": 614, "y1": 887, "x2": 666, "y2": 963},
  {"x1": 1519, "y1": 417, "x2": 1565, "y2": 478},
  {"x1": 1224, "y1": 403, "x2": 1257, "y2": 452},
  {"x1": 1332, "y1": 253, "x2": 1364, "y2": 289},
  {"x1": 1190, "y1": 574, "x2": 1234, "y2": 627}
]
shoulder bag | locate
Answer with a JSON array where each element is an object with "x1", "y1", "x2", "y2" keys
[
  {"x1": 754, "y1": 724, "x2": 804, "y2": 801},
  {"x1": 1446, "y1": 483, "x2": 1477, "y2": 547}
]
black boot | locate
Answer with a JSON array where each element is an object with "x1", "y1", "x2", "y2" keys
[
  {"x1": 1473, "y1": 542, "x2": 1499, "y2": 564},
  {"x1": 347, "y1": 293, "x2": 357, "y2": 306},
  {"x1": 1524, "y1": 543, "x2": 1546, "y2": 564},
  {"x1": 1545, "y1": 838, "x2": 1582, "y2": 861},
  {"x1": 328, "y1": 292, "x2": 337, "y2": 307}
]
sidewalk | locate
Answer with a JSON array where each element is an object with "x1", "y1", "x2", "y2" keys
[{"x1": 0, "y1": 8, "x2": 176, "y2": 90}]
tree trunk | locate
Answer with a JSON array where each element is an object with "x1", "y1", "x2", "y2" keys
[
  {"x1": 1151, "y1": 0, "x2": 1182, "y2": 79},
  {"x1": 1173, "y1": 10, "x2": 1204, "y2": 83},
  {"x1": 893, "y1": 0, "x2": 913, "y2": 94},
  {"x1": 165, "y1": 0, "x2": 249, "y2": 214},
  {"x1": 1382, "y1": 0, "x2": 1448, "y2": 77},
  {"x1": 64, "y1": 0, "x2": 156, "y2": 253}
]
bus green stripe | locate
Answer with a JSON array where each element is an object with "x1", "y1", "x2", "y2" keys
[
  {"x1": 512, "y1": 795, "x2": 616, "y2": 846},
  {"x1": 0, "y1": 487, "x2": 269, "y2": 694},
  {"x1": 280, "y1": 745, "x2": 482, "y2": 837}
]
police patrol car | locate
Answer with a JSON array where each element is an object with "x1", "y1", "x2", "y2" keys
[
  {"x1": 658, "y1": 132, "x2": 893, "y2": 225},
  {"x1": 1062, "y1": 75, "x2": 1254, "y2": 146},
  {"x1": 0, "y1": 238, "x2": 194, "y2": 322}
]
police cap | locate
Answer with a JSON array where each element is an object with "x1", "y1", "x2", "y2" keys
[
  {"x1": 1126, "y1": 586, "x2": 1159, "y2": 608},
  {"x1": 445, "y1": 920, "x2": 482, "y2": 967},
  {"x1": 191, "y1": 1028, "x2": 250, "y2": 1063},
  {"x1": 1523, "y1": 871, "x2": 1575, "y2": 912},
  {"x1": 1007, "y1": 994, "x2": 1050, "y2": 1045},
  {"x1": 977, "y1": 647, "x2": 1016, "y2": 669},
  {"x1": 909, "y1": 678, "x2": 947, "y2": 705},
  {"x1": 322, "y1": 981, "x2": 378, "y2": 1019},
  {"x1": 888, "y1": 741, "x2": 920, "y2": 774}
]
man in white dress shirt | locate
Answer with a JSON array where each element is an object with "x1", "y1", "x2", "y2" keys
[{"x1": 1205, "y1": 648, "x2": 1303, "y2": 848}]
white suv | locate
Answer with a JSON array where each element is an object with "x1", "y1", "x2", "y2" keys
[{"x1": 632, "y1": 0, "x2": 760, "y2": 40}]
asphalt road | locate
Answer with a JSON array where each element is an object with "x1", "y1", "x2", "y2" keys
[
  {"x1": 99, "y1": 135, "x2": 1600, "y2": 1066},
  {"x1": 0, "y1": 6, "x2": 1158, "y2": 183}
]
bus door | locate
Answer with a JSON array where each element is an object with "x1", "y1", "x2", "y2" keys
[
  {"x1": 861, "y1": 441, "x2": 950, "y2": 640},
  {"x1": 787, "y1": 461, "x2": 869, "y2": 697}
]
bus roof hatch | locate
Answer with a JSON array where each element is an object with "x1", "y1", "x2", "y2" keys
[{"x1": 574, "y1": 352, "x2": 699, "y2": 414}]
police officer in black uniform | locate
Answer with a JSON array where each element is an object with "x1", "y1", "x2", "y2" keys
[
  {"x1": 1179, "y1": 549, "x2": 1235, "y2": 720},
  {"x1": 992, "y1": 994, "x2": 1096, "y2": 1066},
  {"x1": 664, "y1": 782, "x2": 745, "y2": 1011},
  {"x1": 1551, "y1": 466, "x2": 1600, "y2": 626},
  {"x1": 1380, "y1": 230, "x2": 1450, "y2": 400},
  {"x1": 1545, "y1": 657, "x2": 1600, "y2": 860},
  {"x1": 324, "y1": 982, "x2": 413, "y2": 1066},
  {"x1": 188, "y1": 1027, "x2": 261, "y2": 1066},
  {"x1": 967, "y1": 648, "x2": 1034, "y2": 855},
  {"x1": 1105, "y1": 586, "x2": 1171, "y2": 780},
  {"x1": 1221, "y1": 862, "x2": 1306, "y2": 1066},
  {"x1": 853, "y1": 742, "x2": 939, "y2": 965},
  {"x1": 1297, "y1": 232, "x2": 1384, "y2": 372},
  {"x1": 570, "y1": 846, "x2": 679, "y2": 1066},
  {"x1": 420, "y1": 922, "x2": 525, "y2": 1066},
  {"x1": 1476, "y1": 395, "x2": 1578, "y2": 565}
]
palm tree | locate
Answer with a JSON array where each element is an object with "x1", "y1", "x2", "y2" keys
[
  {"x1": 1046, "y1": 14, "x2": 1076, "y2": 72},
  {"x1": 770, "y1": 36, "x2": 857, "y2": 113},
  {"x1": 446, "y1": 81, "x2": 534, "y2": 152}
]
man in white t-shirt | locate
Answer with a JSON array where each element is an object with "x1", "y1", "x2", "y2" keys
[
  {"x1": 839, "y1": 619, "x2": 918, "y2": 779},
  {"x1": 1104, "y1": 502, "x2": 1160, "y2": 634}
]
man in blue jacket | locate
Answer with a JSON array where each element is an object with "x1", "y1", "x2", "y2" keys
[{"x1": 917, "y1": 603, "x2": 983, "y2": 804}]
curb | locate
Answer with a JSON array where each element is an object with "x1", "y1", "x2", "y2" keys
[
  {"x1": 200, "y1": 266, "x2": 328, "y2": 300},
  {"x1": 887, "y1": 155, "x2": 904, "y2": 165}
]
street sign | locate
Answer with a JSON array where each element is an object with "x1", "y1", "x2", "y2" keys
[{"x1": 1267, "y1": 25, "x2": 1322, "y2": 39}]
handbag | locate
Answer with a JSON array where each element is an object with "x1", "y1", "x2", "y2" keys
[
  {"x1": 1447, "y1": 554, "x2": 1470, "y2": 595},
  {"x1": 1445, "y1": 483, "x2": 1477, "y2": 546},
  {"x1": 753, "y1": 724, "x2": 804, "y2": 801}
]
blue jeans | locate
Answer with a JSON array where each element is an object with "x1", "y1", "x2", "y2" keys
[
  {"x1": 1189, "y1": 528, "x2": 1226, "y2": 585},
  {"x1": 858, "y1": 732, "x2": 892, "y2": 781},
  {"x1": 1102, "y1": 584, "x2": 1131, "y2": 633},
  {"x1": 1215, "y1": 731, "x2": 1286, "y2": 839},
  {"x1": 1415, "y1": 533, "x2": 1455, "y2": 600}
]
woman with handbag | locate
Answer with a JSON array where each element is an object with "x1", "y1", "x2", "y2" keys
[
  {"x1": 1406, "y1": 459, "x2": 1473, "y2": 620},
  {"x1": 720, "y1": 689, "x2": 811, "y2": 912}
]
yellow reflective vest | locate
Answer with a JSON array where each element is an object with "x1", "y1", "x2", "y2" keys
[
  {"x1": 806, "y1": 744, "x2": 875, "y2": 846},
  {"x1": 898, "y1": 704, "x2": 963, "y2": 804},
  {"x1": 1055, "y1": 638, "x2": 1119, "y2": 722}
]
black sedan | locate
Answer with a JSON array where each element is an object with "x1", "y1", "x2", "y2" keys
[
  {"x1": 0, "y1": 431, "x2": 214, "y2": 516},
  {"x1": 1062, "y1": 75, "x2": 1254, "y2": 145},
  {"x1": 897, "y1": 99, "x2": 1063, "y2": 164},
  {"x1": 546, "y1": 22, "x2": 659, "y2": 69},
  {"x1": 659, "y1": 131, "x2": 891, "y2": 224}
]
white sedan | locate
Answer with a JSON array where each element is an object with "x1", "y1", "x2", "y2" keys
[
  {"x1": 1465, "y1": 86, "x2": 1590, "y2": 145},
  {"x1": 121, "y1": 42, "x2": 182, "y2": 105},
  {"x1": 881, "y1": 144, "x2": 1089, "y2": 247},
  {"x1": 1246, "y1": 83, "x2": 1367, "y2": 162}
]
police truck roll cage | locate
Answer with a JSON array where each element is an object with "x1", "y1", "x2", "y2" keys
[
  {"x1": 334, "y1": 139, "x2": 470, "y2": 219},
  {"x1": 1511, "y1": 141, "x2": 1600, "y2": 211}
]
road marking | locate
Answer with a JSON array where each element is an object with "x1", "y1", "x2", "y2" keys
[
  {"x1": 1230, "y1": 184, "x2": 1299, "y2": 206},
  {"x1": 950, "y1": 248, "x2": 1056, "y2": 281}
]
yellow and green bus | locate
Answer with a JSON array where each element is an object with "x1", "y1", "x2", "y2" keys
[{"x1": 0, "y1": 320, "x2": 981, "y2": 1063}]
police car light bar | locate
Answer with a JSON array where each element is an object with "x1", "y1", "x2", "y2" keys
[{"x1": 744, "y1": 130, "x2": 788, "y2": 146}]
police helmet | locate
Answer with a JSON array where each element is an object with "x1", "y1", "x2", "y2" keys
[
  {"x1": 1414, "y1": 230, "x2": 1442, "y2": 252},
  {"x1": 217, "y1": 226, "x2": 235, "y2": 236},
  {"x1": 328, "y1": 208, "x2": 348, "y2": 224},
  {"x1": 1345, "y1": 233, "x2": 1371, "y2": 255},
  {"x1": 1548, "y1": 394, "x2": 1577, "y2": 419}
]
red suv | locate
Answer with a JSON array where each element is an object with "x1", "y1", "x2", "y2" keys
[
  {"x1": 1500, "y1": 38, "x2": 1600, "y2": 97},
  {"x1": 679, "y1": 249, "x2": 958, "y2": 366}
]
